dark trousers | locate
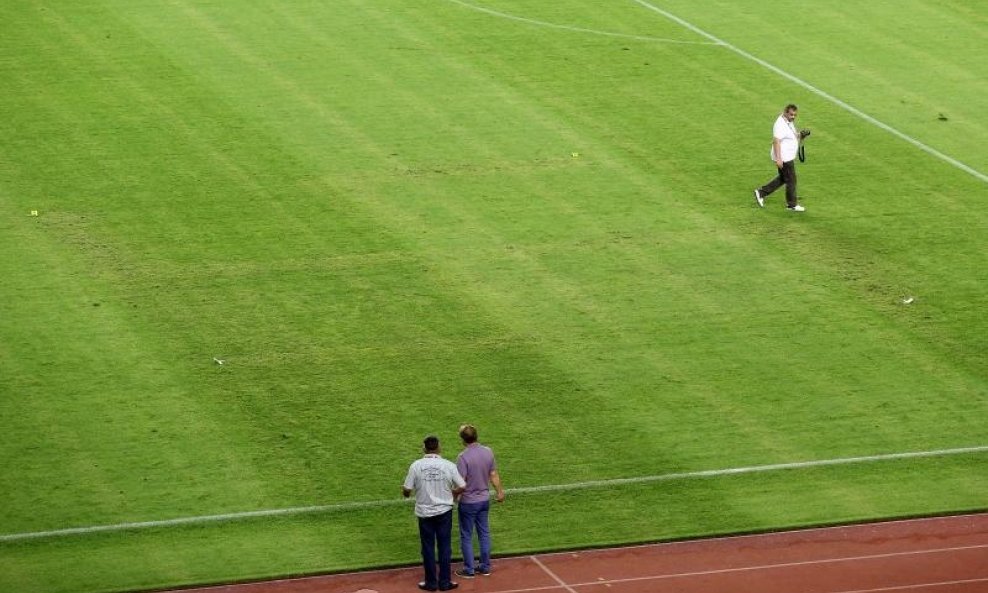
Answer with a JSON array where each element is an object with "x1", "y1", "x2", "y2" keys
[
  {"x1": 418, "y1": 510, "x2": 454, "y2": 589},
  {"x1": 758, "y1": 160, "x2": 798, "y2": 207}
]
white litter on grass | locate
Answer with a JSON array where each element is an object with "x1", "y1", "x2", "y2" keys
[
  {"x1": 901, "y1": 297, "x2": 915, "y2": 305},
  {"x1": 213, "y1": 357, "x2": 225, "y2": 365}
]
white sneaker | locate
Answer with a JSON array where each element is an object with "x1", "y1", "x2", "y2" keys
[
  {"x1": 753, "y1": 189, "x2": 764, "y2": 207},
  {"x1": 787, "y1": 204, "x2": 806, "y2": 212}
]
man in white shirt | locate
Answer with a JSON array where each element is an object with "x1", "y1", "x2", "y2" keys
[
  {"x1": 403, "y1": 435, "x2": 466, "y2": 592},
  {"x1": 754, "y1": 104, "x2": 806, "y2": 212}
]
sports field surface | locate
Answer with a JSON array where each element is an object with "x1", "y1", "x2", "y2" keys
[{"x1": 1, "y1": 1, "x2": 986, "y2": 592}]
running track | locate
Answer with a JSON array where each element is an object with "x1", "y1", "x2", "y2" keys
[{"x1": 167, "y1": 513, "x2": 988, "y2": 593}]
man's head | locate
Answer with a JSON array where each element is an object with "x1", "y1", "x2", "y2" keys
[
  {"x1": 423, "y1": 435, "x2": 441, "y2": 453},
  {"x1": 784, "y1": 104, "x2": 799, "y2": 122},
  {"x1": 459, "y1": 424, "x2": 478, "y2": 444}
]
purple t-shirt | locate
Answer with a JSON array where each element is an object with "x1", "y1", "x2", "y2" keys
[{"x1": 456, "y1": 443, "x2": 497, "y2": 504}]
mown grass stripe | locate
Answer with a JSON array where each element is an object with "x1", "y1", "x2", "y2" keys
[{"x1": 4, "y1": 445, "x2": 985, "y2": 543}]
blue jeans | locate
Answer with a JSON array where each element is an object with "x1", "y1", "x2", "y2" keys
[
  {"x1": 418, "y1": 510, "x2": 454, "y2": 589},
  {"x1": 458, "y1": 500, "x2": 491, "y2": 573}
]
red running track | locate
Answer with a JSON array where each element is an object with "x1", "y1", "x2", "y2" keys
[{"x1": 167, "y1": 513, "x2": 988, "y2": 593}]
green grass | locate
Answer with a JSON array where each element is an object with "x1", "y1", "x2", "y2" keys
[{"x1": 1, "y1": 1, "x2": 986, "y2": 591}]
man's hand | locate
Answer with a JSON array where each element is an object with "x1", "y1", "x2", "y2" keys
[{"x1": 490, "y1": 470, "x2": 505, "y2": 503}]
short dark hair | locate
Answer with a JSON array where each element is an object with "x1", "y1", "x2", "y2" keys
[
  {"x1": 459, "y1": 424, "x2": 478, "y2": 444},
  {"x1": 785, "y1": 103, "x2": 798, "y2": 113},
  {"x1": 423, "y1": 435, "x2": 440, "y2": 452}
]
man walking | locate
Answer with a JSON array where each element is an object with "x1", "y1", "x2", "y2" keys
[
  {"x1": 454, "y1": 424, "x2": 506, "y2": 578},
  {"x1": 754, "y1": 103, "x2": 806, "y2": 212},
  {"x1": 403, "y1": 435, "x2": 466, "y2": 592}
]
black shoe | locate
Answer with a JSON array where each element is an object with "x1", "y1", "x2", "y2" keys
[
  {"x1": 439, "y1": 583, "x2": 459, "y2": 591},
  {"x1": 418, "y1": 582, "x2": 438, "y2": 592},
  {"x1": 478, "y1": 567, "x2": 491, "y2": 576},
  {"x1": 454, "y1": 569, "x2": 475, "y2": 578}
]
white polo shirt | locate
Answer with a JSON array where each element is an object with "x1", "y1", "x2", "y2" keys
[
  {"x1": 403, "y1": 454, "x2": 465, "y2": 518},
  {"x1": 770, "y1": 114, "x2": 799, "y2": 163}
]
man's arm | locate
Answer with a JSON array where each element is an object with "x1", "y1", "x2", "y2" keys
[
  {"x1": 402, "y1": 465, "x2": 416, "y2": 498},
  {"x1": 451, "y1": 467, "x2": 467, "y2": 498},
  {"x1": 489, "y1": 469, "x2": 506, "y2": 503},
  {"x1": 773, "y1": 137, "x2": 783, "y2": 169}
]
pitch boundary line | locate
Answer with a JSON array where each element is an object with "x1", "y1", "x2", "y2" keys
[
  {"x1": 443, "y1": 0, "x2": 721, "y2": 46},
  {"x1": 510, "y1": 445, "x2": 988, "y2": 494},
  {"x1": 2, "y1": 445, "x2": 986, "y2": 543},
  {"x1": 630, "y1": 0, "x2": 988, "y2": 184}
]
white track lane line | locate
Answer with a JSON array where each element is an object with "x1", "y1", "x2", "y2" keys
[
  {"x1": 530, "y1": 556, "x2": 579, "y2": 593},
  {"x1": 493, "y1": 577, "x2": 988, "y2": 593},
  {"x1": 494, "y1": 544, "x2": 988, "y2": 593},
  {"x1": 630, "y1": 0, "x2": 988, "y2": 184},
  {"x1": 559, "y1": 544, "x2": 988, "y2": 588},
  {"x1": 822, "y1": 577, "x2": 988, "y2": 593},
  {"x1": 536, "y1": 512, "x2": 988, "y2": 558}
]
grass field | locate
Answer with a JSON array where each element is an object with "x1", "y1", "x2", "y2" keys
[{"x1": 1, "y1": 1, "x2": 986, "y2": 591}]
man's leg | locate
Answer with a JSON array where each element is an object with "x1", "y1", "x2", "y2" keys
[
  {"x1": 458, "y1": 503, "x2": 478, "y2": 575},
  {"x1": 436, "y1": 510, "x2": 455, "y2": 588},
  {"x1": 419, "y1": 516, "x2": 438, "y2": 590},
  {"x1": 782, "y1": 161, "x2": 798, "y2": 207},
  {"x1": 476, "y1": 500, "x2": 492, "y2": 574},
  {"x1": 758, "y1": 169, "x2": 784, "y2": 197}
]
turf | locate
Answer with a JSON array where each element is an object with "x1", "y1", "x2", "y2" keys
[{"x1": 1, "y1": 1, "x2": 986, "y2": 592}]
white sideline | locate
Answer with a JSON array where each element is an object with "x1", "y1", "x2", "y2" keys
[
  {"x1": 445, "y1": 0, "x2": 721, "y2": 46},
  {"x1": 506, "y1": 444, "x2": 988, "y2": 494},
  {"x1": 1, "y1": 445, "x2": 985, "y2": 543},
  {"x1": 630, "y1": 0, "x2": 988, "y2": 184}
]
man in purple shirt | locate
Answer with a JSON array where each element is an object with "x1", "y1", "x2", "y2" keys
[{"x1": 454, "y1": 424, "x2": 506, "y2": 578}]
